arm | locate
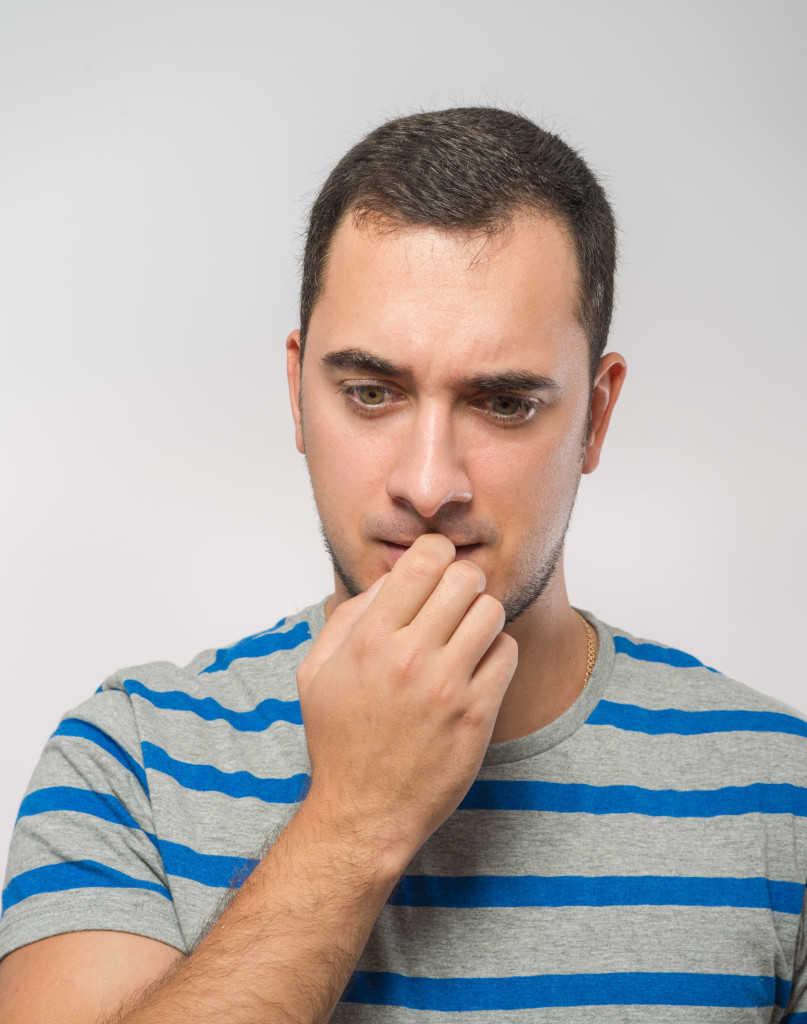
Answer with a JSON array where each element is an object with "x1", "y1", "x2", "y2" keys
[
  {"x1": 0, "y1": 795, "x2": 406, "y2": 1024},
  {"x1": 0, "y1": 932, "x2": 181, "y2": 1023},
  {"x1": 0, "y1": 535, "x2": 516, "y2": 1023},
  {"x1": 115, "y1": 796, "x2": 405, "y2": 1024},
  {"x1": 0, "y1": 802, "x2": 403, "y2": 1024}
]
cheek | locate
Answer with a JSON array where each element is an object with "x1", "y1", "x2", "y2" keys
[
  {"x1": 471, "y1": 425, "x2": 583, "y2": 508},
  {"x1": 304, "y1": 408, "x2": 392, "y2": 501}
]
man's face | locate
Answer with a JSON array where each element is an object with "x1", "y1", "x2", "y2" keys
[{"x1": 287, "y1": 211, "x2": 617, "y2": 622}]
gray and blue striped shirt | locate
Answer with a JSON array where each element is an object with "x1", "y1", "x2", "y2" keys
[{"x1": 2, "y1": 599, "x2": 807, "y2": 1021}]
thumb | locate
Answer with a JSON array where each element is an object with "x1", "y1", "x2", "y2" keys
[{"x1": 300, "y1": 574, "x2": 390, "y2": 685}]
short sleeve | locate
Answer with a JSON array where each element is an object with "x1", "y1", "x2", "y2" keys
[{"x1": 0, "y1": 687, "x2": 186, "y2": 961}]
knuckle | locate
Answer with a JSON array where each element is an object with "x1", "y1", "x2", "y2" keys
[
  {"x1": 462, "y1": 700, "x2": 489, "y2": 730},
  {"x1": 392, "y1": 641, "x2": 422, "y2": 680},
  {"x1": 401, "y1": 547, "x2": 447, "y2": 582},
  {"x1": 427, "y1": 675, "x2": 456, "y2": 711},
  {"x1": 404, "y1": 554, "x2": 438, "y2": 580},
  {"x1": 475, "y1": 592, "x2": 506, "y2": 625},
  {"x1": 445, "y1": 560, "x2": 484, "y2": 591},
  {"x1": 492, "y1": 634, "x2": 519, "y2": 678},
  {"x1": 333, "y1": 598, "x2": 359, "y2": 621},
  {"x1": 501, "y1": 632, "x2": 518, "y2": 655},
  {"x1": 498, "y1": 632, "x2": 518, "y2": 660}
]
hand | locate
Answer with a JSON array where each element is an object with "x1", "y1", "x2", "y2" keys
[{"x1": 296, "y1": 534, "x2": 518, "y2": 865}]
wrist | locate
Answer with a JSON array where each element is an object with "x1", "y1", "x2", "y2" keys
[{"x1": 294, "y1": 791, "x2": 416, "y2": 886}]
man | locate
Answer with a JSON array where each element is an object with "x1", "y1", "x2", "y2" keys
[{"x1": 1, "y1": 107, "x2": 806, "y2": 1022}]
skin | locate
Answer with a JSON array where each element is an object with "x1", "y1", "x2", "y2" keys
[
  {"x1": 287, "y1": 210, "x2": 626, "y2": 741},
  {"x1": 0, "y1": 206, "x2": 626, "y2": 1023}
]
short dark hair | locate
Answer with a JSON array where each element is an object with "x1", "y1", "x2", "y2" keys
[{"x1": 300, "y1": 107, "x2": 616, "y2": 378}]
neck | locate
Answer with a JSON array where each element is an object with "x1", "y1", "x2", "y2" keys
[{"x1": 489, "y1": 552, "x2": 596, "y2": 744}]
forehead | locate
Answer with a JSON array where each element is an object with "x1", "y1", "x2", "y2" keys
[{"x1": 306, "y1": 211, "x2": 588, "y2": 382}]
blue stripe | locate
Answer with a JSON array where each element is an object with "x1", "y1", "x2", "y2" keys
[
  {"x1": 12, "y1": 791, "x2": 800, "y2": 912},
  {"x1": 2, "y1": 861, "x2": 170, "y2": 914},
  {"x1": 200, "y1": 620, "x2": 311, "y2": 674},
  {"x1": 389, "y1": 874, "x2": 804, "y2": 914},
  {"x1": 614, "y1": 636, "x2": 717, "y2": 672},
  {"x1": 124, "y1": 678, "x2": 303, "y2": 731},
  {"x1": 53, "y1": 719, "x2": 149, "y2": 793},
  {"x1": 588, "y1": 701, "x2": 807, "y2": 738},
  {"x1": 142, "y1": 742, "x2": 310, "y2": 802},
  {"x1": 157, "y1": 838, "x2": 258, "y2": 889},
  {"x1": 10, "y1": 786, "x2": 257, "y2": 893},
  {"x1": 783, "y1": 1014, "x2": 807, "y2": 1022},
  {"x1": 139, "y1": 749, "x2": 807, "y2": 817},
  {"x1": 343, "y1": 970, "x2": 789, "y2": 1010},
  {"x1": 459, "y1": 779, "x2": 807, "y2": 817},
  {"x1": 16, "y1": 787, "x2": 141, "y2": 831}
]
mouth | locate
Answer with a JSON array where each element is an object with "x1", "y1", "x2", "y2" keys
[{"x1": 380, "y1": 540, "x2": 482, "y2": 566}]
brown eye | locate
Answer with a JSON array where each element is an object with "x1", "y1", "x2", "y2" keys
[
  {"x1": 357, "y1": 385, "x2": 386, "y2": 405},
  {"x1": 491, "y1": 395, "x2": 520, "y2": 416}
]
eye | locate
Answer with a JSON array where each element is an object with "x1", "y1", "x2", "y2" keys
[
  {"x1": 356, "y1": 384, "x2": 386, "y2": 406},
  {"x1": 480, "y1": 394, "x2": 539, "y2": 424},
  {"x1": 339, "y1": 382, "x2": 401, "y2": 416},
  {"x1": 490, "y1": 395, "x2": 521, "y2": 416}
]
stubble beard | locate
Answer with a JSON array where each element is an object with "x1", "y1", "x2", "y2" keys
[
  {"x1": 318, "y1": 522, "x2": 364, "y2": 603},
  {"x1": 316, "y1": 509, "x2": 572, "y2": 626}
]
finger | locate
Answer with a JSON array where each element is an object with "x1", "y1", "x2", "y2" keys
[
  {"x1": 469, "y1": 631, "x2": 519, "y2": 704},
  {"x1": 364, "y1": 573, "x2": 389, "y2": 601},
  {"x1": 443, "y1": 591, "x2": 507, "y2": 670},
  {"x1": 301, "y1": 573, "x2": 389, "y2": 683},
  {"x1": 366, "y1": 534, "x2": 456, "y2": 631},
  {"x1": 406, "y1": 559, "x2": 487, "y2": 648}
]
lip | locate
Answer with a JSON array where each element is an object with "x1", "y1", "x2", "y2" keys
[{"x1": 380, "y1": 540, "x2": 482, "y2": 566}]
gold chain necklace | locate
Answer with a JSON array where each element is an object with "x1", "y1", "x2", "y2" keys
[{"x1": 576, "y1": 610, "x2": 596, "y2": 690}]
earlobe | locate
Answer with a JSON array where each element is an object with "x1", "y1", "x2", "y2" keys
[
  {"x1": 285, "y1": 330, "x2": 306, "y2": 455},
  {"x1": 582, "y1": 352, "x2": 627, "y2": 475}
]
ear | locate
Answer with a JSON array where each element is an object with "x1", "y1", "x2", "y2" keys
[
  {"x1": 582, "y1": 352, "x2": 627, "y2": 475},
  {"x1": 286, "y1": 329, "x2": 305, "y2": 455}
]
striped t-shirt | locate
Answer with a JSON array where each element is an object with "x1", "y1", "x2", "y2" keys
[{"x1": 2, "y1": 600, "x2": 807, "y2": 1021}]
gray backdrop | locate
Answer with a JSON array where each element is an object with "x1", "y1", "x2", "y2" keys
[{"x1": 1, "y1": 0, "x2": 805, "y2": 880}]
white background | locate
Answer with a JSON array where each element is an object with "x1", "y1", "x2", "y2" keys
[{"x1": 1, "y1": 0, "x2": 805, "y2": 882}]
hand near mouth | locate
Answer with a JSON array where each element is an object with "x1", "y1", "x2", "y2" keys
[
  {"x1": 381, "y1": 537, "x2": 482, "y2": 567},
  {"x1": 296, "y1": 533, "x2": 518, "y2": 869}
]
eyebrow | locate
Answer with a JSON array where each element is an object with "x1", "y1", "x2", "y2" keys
[{"x1": 321, "y1": 348, "x2": 560, "y2": 393}]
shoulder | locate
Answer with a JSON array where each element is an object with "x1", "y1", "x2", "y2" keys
[
  {"x1": 182, "y1": 601, "x2": 324, "y2": 680},
  {"x1": 587, "y1": 615, "x2": 807, "y2": 783},
  {"x1": 0, "y1": 601, "x2": 328, "y2": 962},
  {"x1": 48, "y1": 598, "x2": 327, "y2": 767},
  {"x1": 600, "y1": 617, "x2": 805, "y2": 719},
  {"x1": 96, "y1": 598, "x2": 326, "y2": 708}
]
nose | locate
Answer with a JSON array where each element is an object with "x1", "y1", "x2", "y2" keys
[{"x1": 385, "y1": 402, "x2": 473, "y2": 519}]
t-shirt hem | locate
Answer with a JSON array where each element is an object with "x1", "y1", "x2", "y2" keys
[{"x1": 0, "y1": 894, "x2": 187, "y2": 962}]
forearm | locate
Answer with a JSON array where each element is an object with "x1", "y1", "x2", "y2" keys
[{"x1": 108, "y1": 797, "x2": 407, "y2": 1024}]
